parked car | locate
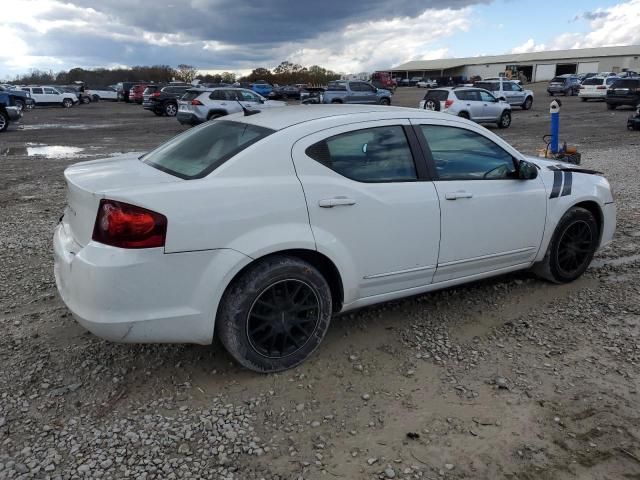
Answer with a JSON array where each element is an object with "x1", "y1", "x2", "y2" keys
[
  {"x1": 578, "y1": 72, "x2": 598, "y2": 82},
  {"x1": 605, "y1": 78, "x2": 640, "y2": 110},
  {"x1": 618, "y1": 71, "x2": 639, "y2": 79},
  {"x1": 129, "y1": 84, "x2": 150, "y2": 104},
  {"x1": 143, "y1": 85, "x2": 192, "y2": 116},
  {"x1": 419, "y1": 87, "x2": 512, "y2": 128},
  {"x1": 417, "y1": 79, "x2": 438, "y2": 88},
  {"x1": 0, "y1": 91, "x2": 23, "y2": 132},
  {"x1": 86, "y1": 86, "x2": 118, "y2": 102},
  {"x1": 116, "y1": 82, "x2": 147, "y2": 102},
  {"x1": 53, "y1": 105, "x2": 616, "y2": 372},
  {"x1": 299, "y1": 87, "x2": 326, "y2": 102},
  {"x1": 322, "y1": 81, "x2": 392, "y2": 105},
  {"x1": 20, "y1": 86, "x2": 78, "y2": 108},
  {"x1": 370, "y1": 72, "x2": 396, "y2": 91},
  {"x1": 547, "y1": 75, "x2": 582, "y2": 96},
  {"x1": 251, "y1": 81, "x2": 273, "y2": 97},
  {"x1": 268, "y1": 85, "x2": 303, "y2": 100},
  {"x1": 0, "y1": 85, "x2": 33, "y2": 111},
  {"x1": 142, "y1": 84, "x2": 162, "y2": 104},
  {"x1": 177, "y1": 87, "x2": 286, "y2": 125},
  {"x1": 475, "y1": 78, "x2": 534, "y2": 109},
  {"x1": 578, "y1": 76, "x2": 619, "y2": 101},
  {"x1": 59, "y1": 86, "x2": 91, "y2": 104}
]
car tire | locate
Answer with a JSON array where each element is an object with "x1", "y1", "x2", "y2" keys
[
  {"x1": 606, "y1": 103, "x2": 616, "y2": 110},
  {"x1": 458, "y1": 111, "x2": 470, "y2": 119},
  {"x1": 330, "y1": 99, "x2": 342, "y2": 104},
  {"x1": 0, "y1": 111, "x2": 9, "y2": 132},
  {"x1": 14, "y1": 99, "x2": 25, "y2": 112},
  {"x1": 92, "y1": 95, "x2": 100, "y2": 102},
  {"x1": 424, "y1": 99, "x2": 439, "y2": 111},
  {"x1": 164, "y1": 103, "x2": 178, "y2": 116},
  {"x1": 549, "y1": 92, "x2": 554, "y2": 96},
  {"x1": 81, "y1": 96, "x2": 90, "y2": 104},
  {"x1": 497, "y1": 111, "x2": 511, "y2": 128},
  {"x1": 533, "y1": 207, "x2": 599, "y2": 284},
  {"x1": 217, "y1": 255, "x2": 333, "y2": 373},
  {"x1": 62, "y1": 99, "x2": 73, "y2": 108},
  {"x1": 581, "y1": 97, "x2": 587, "y2": 102},
  {"x1": 522, "y1": 96, "x2": 533, "y2": 110},
  {"x1": 207, "y1": 112, "x2": 223, "y2": 121},
  {"x1": 379, "y1": 97, "x2": 390, "y2": 106}
]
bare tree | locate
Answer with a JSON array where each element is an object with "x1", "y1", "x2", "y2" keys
[{"x1": 175, "y1": 64, "x2": 198, "y2": 83}]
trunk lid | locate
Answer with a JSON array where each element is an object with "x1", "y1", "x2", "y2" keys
[{"x1": 62, "y1": 153, "x2": 179, "y2": 247}]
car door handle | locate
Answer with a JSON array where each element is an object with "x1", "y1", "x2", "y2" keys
[
  {"x1": 445, "y1": 191, "x2": 473, "y2": 200},
  {"x1": 318, "y1": 197, "x2": 356, "y2": 208}
]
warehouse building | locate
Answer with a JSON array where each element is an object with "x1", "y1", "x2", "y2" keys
[{"x1": 389, "y1": 45, "x2": 640, "y2": 83}]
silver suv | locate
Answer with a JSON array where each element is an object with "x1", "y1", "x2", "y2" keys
[
  {"x1": 418, "y1": 87, "x2": 512, "y2": 128},
  {"x1": 177, "y1": 88, "x2": 286, "y2": 125}
]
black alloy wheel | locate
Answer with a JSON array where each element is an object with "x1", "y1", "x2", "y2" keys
[
  {"x1": 246, "y1": 279, "x2": 320, "y2": 359},
  {"x1": 555, "y1": 220, "x2": 594, "y2": 278}
]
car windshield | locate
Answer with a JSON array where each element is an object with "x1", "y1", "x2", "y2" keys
[{"x1": 143, "y1": 120, "x2": 275, "y2": 179}]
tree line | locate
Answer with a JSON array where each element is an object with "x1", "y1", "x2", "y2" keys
[{"x1": 7, "y1": 61, "x2": 341, "y2": 87}]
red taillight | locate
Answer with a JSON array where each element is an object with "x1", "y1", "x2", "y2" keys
[
  {"x1": 191, "y1": 99, "x2": 204, "y2": 105},
  {"x1": 444, "y1": 99, "x2": 454, "y2": 108},
  {"x1": 152, "y1": 92, "x2": 161, "y2": 97},
  {"x1": 92, "y1": 199, "x2": 166, "y2": 249}
]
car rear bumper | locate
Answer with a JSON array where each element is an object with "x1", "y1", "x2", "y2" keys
[
  {"x1": 578, "y1": 90, "x2": 606, "y2": 98},
  {"x1": 53, "y1": 223, "x2": 250, "y2": 344},
  {"x1": 176, "y1": 111, "x2": 202, "y2": 125},
  {"x1": 606, "y1": 96, "x2": 640, "y2": 106}
]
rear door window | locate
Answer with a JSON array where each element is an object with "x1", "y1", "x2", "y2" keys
[
  {"x1": 182, "y1": 91, "x2": 202, "y2": 101},
  {"x1": 305, "y1": 126, "x2": 417, "y2": 182},
  {"x1": 31, "y1": 88, "x2": 43, "y2": 94},
  {"x1": 143, "y1": 121, "x2": 274, "y2": 179}
]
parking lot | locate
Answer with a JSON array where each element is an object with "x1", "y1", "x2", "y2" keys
[{"x1": 1, "y1": 82, "x2": 639, "y2": 479}]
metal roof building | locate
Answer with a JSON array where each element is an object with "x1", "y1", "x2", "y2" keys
[{"x1": 389, "y1": 45, "x2": 640, "y2": 82}]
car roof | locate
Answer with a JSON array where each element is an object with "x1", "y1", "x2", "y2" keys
[{"x1": 227, "y1": 104, "x2": 448, "y2": 131}]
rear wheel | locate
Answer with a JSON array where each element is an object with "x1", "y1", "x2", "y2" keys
[
  {"x1": 458, "y1": 111, "x2": 470, "y2": 119},
  {"x1": 424, "y1": 99, "x2": 439, "y2": 111},
  {"x1": 217, "y1": 255, "x2": 332, "y2": 373},
  {"x1": 533, "y1": 207, "x2": 599, "y2": 284},
  {"x1": 379, "y1": 97, "x2": 390, "y2": 106},
  {"x1": 81, "y1": 96, "x2": 90, "y2": 104},
  {"x1": 0, "y1": 111, "x2": 8, "y2": 132},
  {"x1": 62, "y1": 98, "x2": 73, "y2": 108},
  {"x1": 92, "y1": 95, "x2": 100, "y2": 102},
  {"x1": 497, "y1": 110, "x2": 511, "y2": 128},
  {"x1": 164, "y1": 103, "x2": 177, "y2": 116},
  {"x1": 330, "y1": 99, "x2": 342, "y2": 104},
  {"x1": 207, "y1": 112, "x2": 223, "y2": 121}
]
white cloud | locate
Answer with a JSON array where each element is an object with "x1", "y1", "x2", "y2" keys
[
  {"x1": 284, "y1": 8, "x2": 471, "y2": 73},
  {"x1": 510, "y1": 0, "x2": 640, "y2": 53}
]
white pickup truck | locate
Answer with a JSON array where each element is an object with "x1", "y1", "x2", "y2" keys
[{"x1": 475, "y1": 78, "x2": 534, "y2": 110}]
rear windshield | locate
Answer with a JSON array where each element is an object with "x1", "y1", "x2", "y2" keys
[
  {"x1": 582, "y1": 78, "x2": 604, "y2": 85},
  {"x1": 424, "y1": 90, "x2": 448, "y2": 101},
  {"x1": 611, "y1": 79, "x2": 640, "y2": 88},
  {"x1": 181, "y1": 90, "x2": 202, "y2": 101},
  {"x1": 143, "y1": 120, "x2": 275, "y2": 179},
  {"x1": 550, "y1": 77, "x2": 566, "y2": 83},
  {"x1": 143, "y1": 86, "x2": 160, "y2": 94}
]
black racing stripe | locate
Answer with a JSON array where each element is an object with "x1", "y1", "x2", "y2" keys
[
  {"x1": 561, "y1": 171, "x2": 573, "y2": 196},
  {"x1": 549, "y1": 171, "x2": 563, "y2": 198}
]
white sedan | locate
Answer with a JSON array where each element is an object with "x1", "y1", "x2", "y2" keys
[
  {"x1": 54, "y1": 105, "x2": 616, "y2": 372},
  {"x1": 416, "y1": 79, "x2": 438, "y2": 88}
]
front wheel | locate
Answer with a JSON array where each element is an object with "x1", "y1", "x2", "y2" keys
[
  {"x1": 533, "y1": 207, "x2": 599, "y2": 284},
  {"x1": 379, "y1": 97, "x2": 390, "y2": 106},
  {"x1": 522, "y1": 96, "x2": 533, "y2": 110},
  {"x1": 81, "y1": 96, "x2": 91, "y2": 104},
  {"x1": 217, "y1": 255, "x2": 332, "y2": 373},
  {"x1": 92, "y1": 95, "x2": 100, "y2": 102},
  {"x1": 497, "y1": 110, "x2": 511, "y2": 128},
  {"x1": 62, "y1": 98, "x2": 73, "y2": 108}
]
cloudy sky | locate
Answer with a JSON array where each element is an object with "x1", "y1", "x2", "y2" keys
[{"x1": 1, "y1": 0, "x2": 639, "y2": 80}]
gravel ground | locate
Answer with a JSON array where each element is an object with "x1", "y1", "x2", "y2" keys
[{"x1": 1, "y1": 83, "x2": 639, "y2": 479}]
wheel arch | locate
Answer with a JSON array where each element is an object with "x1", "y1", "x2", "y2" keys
[
  {"x1": 207, "y1": 109, "x2": 228, "y2": 119},
  {"x1": 218, "y1": 248, "x2": 344, "y2": 316},
  {"x1": 572, "y1": 200, "x2": 604, "y2": 246}
]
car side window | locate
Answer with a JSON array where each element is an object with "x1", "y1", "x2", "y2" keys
[
  {"x1": 478, "y1": 90, "x2": 496, "y2": 102},
  {"x1": 305, "y1": 126, "x2": 417, "y2": 182},
  {"x1": 210, "y1": 90, "x2": 225, "y2": 100},
  {"x1": 44, "y1": 87, "x2": 56, "y2": 94},
  {"x1": 240, "y1": 90, "x2": 260, "y2": 101},
  {"x1": 420, "y1": 125, "x2": 516, "y2": 180},
  {"x1": 349, "y1": 82, "x2": 362, "y2": 92},
  {"x1": 32, "y1": 88, "x2": 43, "y2": 94}
]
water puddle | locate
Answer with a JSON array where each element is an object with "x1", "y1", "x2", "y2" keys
[
  {"x1": 1, "y1": 144, "x2": 85, "y2": 159},
  {"x1": 591, "y1": 254, "x2": 640, "y2": 268},
  {"x1": 21, "y1": 123, "x2": 124, "y2": 130}
]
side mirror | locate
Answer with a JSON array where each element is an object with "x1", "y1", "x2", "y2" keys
[
  {"x1": 518, "y1": 160, "x2": 538, "y2": 180},
  {"x1": 499, "y1": 96, "x2": 507, "y2": 102}
]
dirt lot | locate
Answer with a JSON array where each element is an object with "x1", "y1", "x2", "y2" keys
[{"x1": 1, "y1": 83, "x2": 639, "y2": 480}]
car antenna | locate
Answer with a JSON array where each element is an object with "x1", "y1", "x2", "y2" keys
[{"x1": 234, "y1": 95, "x2": 260, "y2": 116}]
